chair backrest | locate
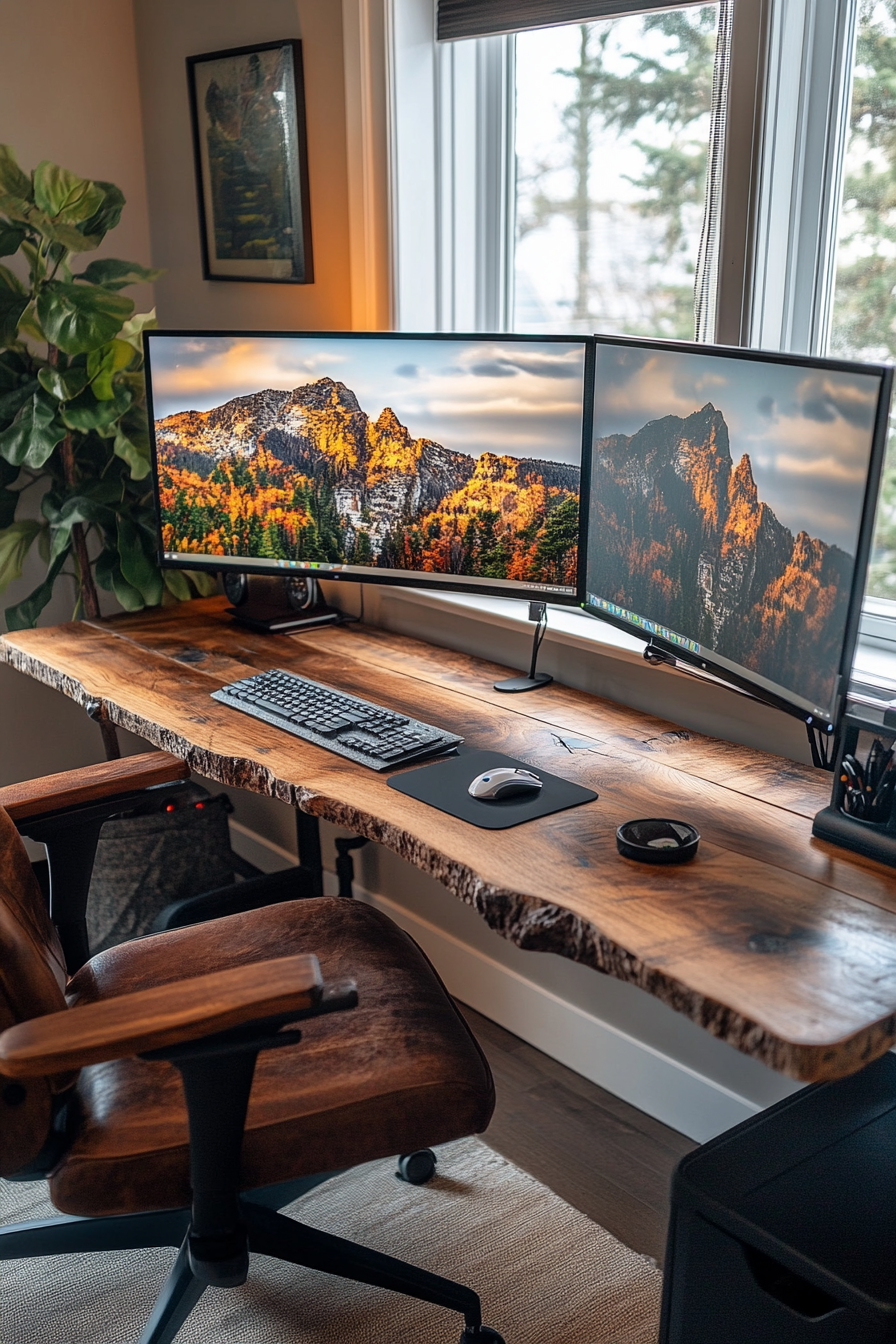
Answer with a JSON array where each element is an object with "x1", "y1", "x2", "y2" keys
[{"x1": 0, "y1": 806, "x2": 71, "y2": 1175}]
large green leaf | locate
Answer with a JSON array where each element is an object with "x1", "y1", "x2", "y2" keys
[
  {"x1": 0, "y1": 350, "x2": 30, "y2": 386},
  {"x1": 113, "y1": 427, "x2": 150, "y2": 479},
  {"x1": 47, "y1": 493, "x2": 116, "y2": 563},
  {"x1": 0, "y1": 518, "x2": 41, "y2": 592},
  {"x1": 87, "y1": 338, "x2": 134, "y2": 400},
  {"x1": 79, "y1": 259, "x2": 163, "y2": 291},
  {"x1": 61, "y1": 381, "x2": 131, "y2": 432},
  {"x1": 0, "y1": 376, "x2": 39, "y2": 426},
  {"x1": 0, "y1": 390, "x2": 66, "y2": 468},
  {"x1": 96, "y1": 546, "x2": 143, "y2": 610},
  {"x1": 5, "y1": 549, "x2": 67, "y2": 629},
  {"x1": 0, "y1": 287, "x2": 28, "y2": 346},
  {"x1": 33, "y1": 162, "x2": 104, "y2": 224},
  {"x1": 0, "y1": 222, "x2": 27, "y2": 257},
  {"x1": 78, "y1": 182, "x2": 126, "y2": 246},
  {"x1": 0, "y1": 196, "x2": 93, "y2": 254},
  {"x1": 16, "y1": 304, "x2": 45, "y2": 344},
  {"x1": 119, "y1": 307, "x2": 157, "y2": 352},
  {"x1": 117, "y1": 514, "x2": 162, "y2": 605},
  {"x1": 162, "y1": 567, "x2": 192, "y2": 601},
  {"x1": 113, "y1": 406, "x2": 151, "y2": 478},
  {"x1": 185, "y1": 568, "x2": 218, "y2": 597},
  {"x1": 37, "y1": 280, "x2": 134, "y2": 355},
  {"x1": 0, "y1": 221, "x2": 27, "y2": 258},
  {"x1": 37, "y1": 364, "x2": 89, "y2": 402},
  {"x1": 42, "y1": 218, "x2": 100, "y2": 254},
  {"x1": 0, "y1": 146, "x2": 32, "y2": 200}
]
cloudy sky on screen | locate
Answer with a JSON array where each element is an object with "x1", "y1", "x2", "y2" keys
[
  {"x1": 147, "y1": 335, "x2": 588, "y2": 468},
  {"x1": 593, "y1": 344, "x2": 884, "y2": 554}
]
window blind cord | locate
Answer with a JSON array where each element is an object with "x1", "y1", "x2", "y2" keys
[{"x1": 694, "y1": 0, "x2": 733, "y2": 343}]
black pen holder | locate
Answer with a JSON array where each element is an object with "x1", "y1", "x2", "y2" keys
[{"x1": 812, "y1": 708, "x2": 896, "y2": 867}]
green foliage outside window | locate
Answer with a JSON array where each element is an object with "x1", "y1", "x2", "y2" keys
[
  {"x1": 516, "y1": 7, "x2": 719, "y2": 338},
  {"x1": 830, "y1": 1, "x2": 896, "y2": 600}
]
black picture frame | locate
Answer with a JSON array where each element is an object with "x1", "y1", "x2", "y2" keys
[{"x1": 186, "y1": 40, "x2": 313, "y2": 284}]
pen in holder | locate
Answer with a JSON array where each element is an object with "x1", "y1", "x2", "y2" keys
[{"x1": 812, "y1": 707, "x2": 896, "y2": 866}]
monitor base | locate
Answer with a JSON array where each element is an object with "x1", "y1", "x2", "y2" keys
[
  {"x1": 493, "y1": 672, "x2": 553, "y2": 693},
  {"x1": 494, "y1": 602, "x2": 552, "y2": 693},
  {"x1": 226, "y1": 601, "x2": 352, "y2": 635}
]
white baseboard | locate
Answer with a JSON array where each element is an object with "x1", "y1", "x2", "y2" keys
[{"x1": 229, "y1": 821, "x2": 760, "y2": 1143}]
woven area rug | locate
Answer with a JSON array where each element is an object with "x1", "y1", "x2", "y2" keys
[{"x1": 0, "y1": 1137, "x2": 662, "y2": 1343}]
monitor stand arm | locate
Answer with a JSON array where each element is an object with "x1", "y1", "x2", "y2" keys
[{"x1": 494, "y1": 602, "x2": 553, "y2": 693}]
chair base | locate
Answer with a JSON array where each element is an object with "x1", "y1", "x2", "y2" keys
[{"x1": 0, "y1": 1192, "x2": 506, "y2": 1344}]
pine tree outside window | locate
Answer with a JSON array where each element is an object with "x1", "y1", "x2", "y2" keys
[
  {"x1": 830, "y1": 1, "x2": 896, "y2": 610},
  {"x1": 513, "y1": 7, "x2": 722, "y2": 339}
]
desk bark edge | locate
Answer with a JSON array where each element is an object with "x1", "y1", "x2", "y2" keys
[{"x1": 4, "y1": 621, "x2": 896, "y2": 1086}]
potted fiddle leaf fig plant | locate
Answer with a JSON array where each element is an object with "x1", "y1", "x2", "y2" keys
[{"x1": 0, "y1": 144, "x2": 215, "y2": 631}]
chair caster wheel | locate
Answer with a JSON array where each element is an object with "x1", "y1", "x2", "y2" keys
[
  {"x1": 395, "y1": 1149, "x2": 437, "y2": 1184},
  {"x1": 460, "y1": 1327, "x2": 505, "y2": 1343}
]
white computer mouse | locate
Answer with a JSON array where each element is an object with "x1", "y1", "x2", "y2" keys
[{"x1": 467, "y1": 767, "x2": 543, "y2": 801}]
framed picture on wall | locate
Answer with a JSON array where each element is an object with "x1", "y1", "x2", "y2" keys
[{"x1": 186, "y1": 39, "x2": 313, "y2": 284}]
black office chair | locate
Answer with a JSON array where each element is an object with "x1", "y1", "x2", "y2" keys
[{"x1": 0, "y1": 757, "x2": 504, "y2": 1344}]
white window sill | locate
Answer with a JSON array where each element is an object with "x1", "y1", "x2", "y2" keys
[
  {"x1": 373, "y1": 586, "x2": 647, "y2": 661},
  {"x1": 329, "y1": 583, "x2": 896, "y2": 750},
  {"x1": 354, "y1": 582, "x2": 896, "y2": 688}
]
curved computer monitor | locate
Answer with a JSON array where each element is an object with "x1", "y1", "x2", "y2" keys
[
  {"x1": 145, "y1": 330, "x2": 594, "y2": 605},
  {"x1": 582, "y1": 335, "x2": 894, "y2": 731}
]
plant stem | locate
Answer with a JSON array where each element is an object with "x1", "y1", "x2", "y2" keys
[
  {"x1": 46, "y1": 342, "x2": 119, "y2": 759},
  {"x1": 59, "y1": 430, "x2": 101, "y2": 621},
  {"x1": 48, "y1": 341, "x2": 102, "y2": 623}
]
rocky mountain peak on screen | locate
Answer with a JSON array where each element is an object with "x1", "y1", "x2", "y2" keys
[
  {"x1": 154, "y1": 376, "x2": 580, "y2": 583},
  {"x1": 590, "y1": 402, "x2": 853, "y2": 706}
]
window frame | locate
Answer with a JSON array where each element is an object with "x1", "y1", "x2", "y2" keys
[
  {"x1": 376, "y1": 0, "x2": 896, "y2": 660},
  {"x1": 388, "y1": 0, "x2": 863, "y2": 349}
]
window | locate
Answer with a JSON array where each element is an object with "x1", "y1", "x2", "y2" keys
[
  {"x1": 386, "y1": 0, "x2": 896, "y2": 637},
  {"x1": 513, "y1": 7, "x2": 723, "y2": 339},
  {"x1": 829, "y1": 1, "x2": 896, "y2": 602}
]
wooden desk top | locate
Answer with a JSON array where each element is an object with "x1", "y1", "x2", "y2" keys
[{"x1": 5, "y1": 596, "x2": 896, "y2": 1084}]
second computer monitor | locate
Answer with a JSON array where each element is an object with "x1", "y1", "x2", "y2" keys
[
  {"x1": 583, "y1": 336, "x2": 893, "y2": 729},
  {"x1": 145, "y1": 331, "x2": 592, "y2": 604}
]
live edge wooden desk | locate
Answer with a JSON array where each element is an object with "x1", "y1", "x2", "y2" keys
[{"x1": 4, "y1": 595, "x2": 896, "y2": 1088}]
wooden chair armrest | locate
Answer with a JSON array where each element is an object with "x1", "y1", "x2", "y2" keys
[
  {"x1": 0, "y1": 954, "x2": 323, "y2": 1077},
  {"x1": 0, "y1": 752, "x2": 190, "y2": 822}
]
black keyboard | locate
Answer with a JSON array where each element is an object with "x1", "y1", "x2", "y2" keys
[{"x1": 212, "y1": 668, "x2": 463, "y2": 771}]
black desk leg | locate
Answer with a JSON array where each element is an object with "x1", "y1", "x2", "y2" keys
[{"x1": 295, "y1": 810, "x2": 324, "y2": 901}]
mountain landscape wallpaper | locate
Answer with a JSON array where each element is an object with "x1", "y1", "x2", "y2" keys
[
  {"x1": 150, "y1": 336, "x2": 587, "y2": 590},
  {"x1": 587, "y1": 345, "x2": 882, "y2": 709}
]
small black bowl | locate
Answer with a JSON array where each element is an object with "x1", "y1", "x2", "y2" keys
[{"x1": 616, "y1": 818, "x2": 700, "y2": 864}]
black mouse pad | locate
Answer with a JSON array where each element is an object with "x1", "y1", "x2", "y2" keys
[{"x1": 388, "y1": 750, "x2": 598, "y2": 830}]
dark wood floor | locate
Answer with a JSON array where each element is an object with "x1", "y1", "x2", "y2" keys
[{"x1": 458, "y1": 1003, "x2": 696, "y2": 1263}]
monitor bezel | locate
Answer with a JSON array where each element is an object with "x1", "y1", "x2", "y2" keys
[
  {"x1": 144, "y1": 329, "x2": 595, "y2": 609},
  {"x1": 580, "y1": 333, "x2": 894, "y2": 731}
]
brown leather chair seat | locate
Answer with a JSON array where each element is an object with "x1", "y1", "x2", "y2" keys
[{"x1": 52, "y1": 898, "x2": 494, "y2": 1218}]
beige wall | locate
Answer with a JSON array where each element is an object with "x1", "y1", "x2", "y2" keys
[
  {"x1": 0, "y1": 0, "x2": 156, "y2": 784},
  {"x1": 133, "y1": 0, "x2": 353, "y2": 330},
  {"x1": 1, "y1": 0, "x2": 355, "y2": 789},
  {"x1": 0, "y1": 0, "x2": 155, "y2": 312}
]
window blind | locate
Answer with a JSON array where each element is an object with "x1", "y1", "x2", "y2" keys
[{"x1": 438, "y1": 0, "x2": 709, "y2": 42}]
